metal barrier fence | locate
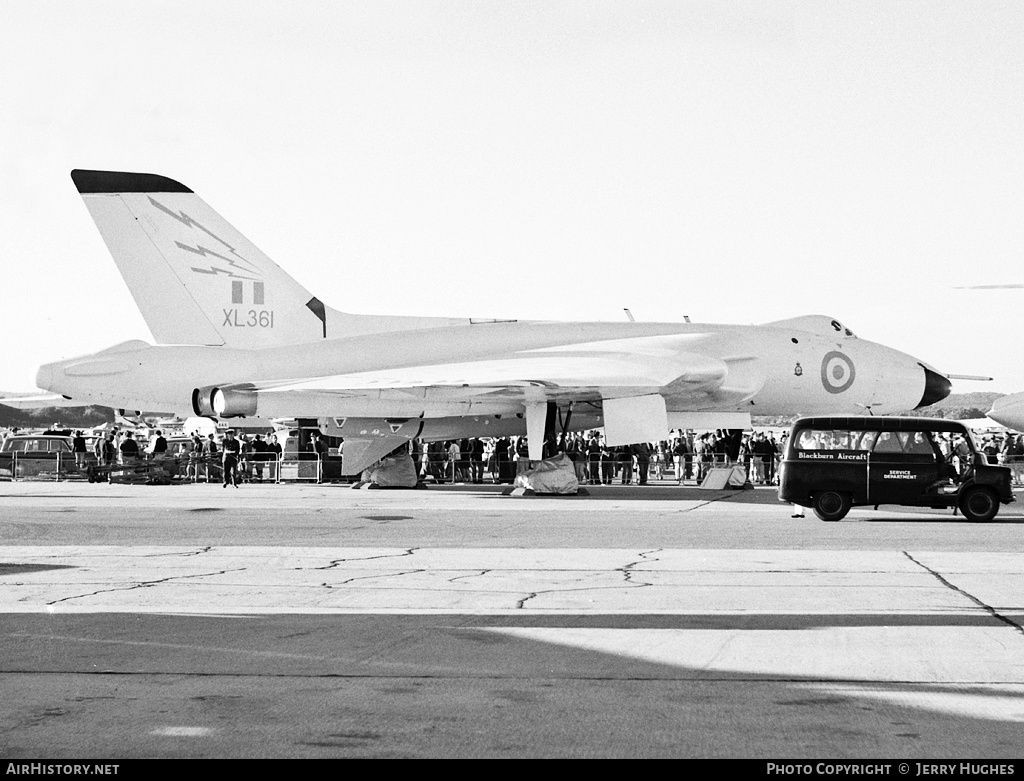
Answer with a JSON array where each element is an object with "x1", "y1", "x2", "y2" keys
[
  {"x1": 412, "y1": 451, "x2": 749, "y2": 484},
  {"x1": 0, "y1": 449, "x2": 785, "y2": 485},
  {"x1": 23, "y1": 448, "x2": 1012, "y2": 487},
  {"x1": 0, "y1": 452, "x2": 318, "y2": 484},
  {"x1": 0, "y1": 451, "x2": 86, "y2": 482}
]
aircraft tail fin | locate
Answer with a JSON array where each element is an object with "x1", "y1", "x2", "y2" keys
[{"x1": 72, "y1": 169, "x2": 342, "y2": 349}]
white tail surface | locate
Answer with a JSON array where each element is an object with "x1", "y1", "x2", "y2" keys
[{"x1": 72, "y1": 170, "x2": 462, "y2": 348}]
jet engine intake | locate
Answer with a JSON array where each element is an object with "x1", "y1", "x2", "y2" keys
[
  {"x1": 212, "y1": 387, "x2": 258, "y2": 418},
  {"x1": 192, "y1": 387, "x2": 217, "y2": 417}
]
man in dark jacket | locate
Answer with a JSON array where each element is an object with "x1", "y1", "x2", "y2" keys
[
  {"x1": 634, "y1": 442, "x2": 651, "y2": 485},
  {"x1": 119, "y1": 432, "x2": 139, "y2": 464},
  {"x1": 72, "y1": 431, "x2": 87, "y2": 469},
  {"x1": 221, "y1": 430, "x2": 241, "y2": 487}
]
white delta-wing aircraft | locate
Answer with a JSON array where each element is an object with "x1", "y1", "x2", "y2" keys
[
  {"x1": 987, "y1": 394, "x2": 1024, "y2": 432},
  {"x1": 33, "y1": 169, "x2": 954, "y2": 474}
]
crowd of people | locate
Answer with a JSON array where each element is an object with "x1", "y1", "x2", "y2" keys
[
  {"x1": 7, "y1": 423, "x2": 1024, "y2": 488},
  {"x1": 82, "y1": 428, "x2": 285, "y2": 487},
  {"x1": 405, "y1": 429, "x2": 787, "y2": 486},
  {"x1": 46, "y1": 426, "x2": 787, "y2": 487}
]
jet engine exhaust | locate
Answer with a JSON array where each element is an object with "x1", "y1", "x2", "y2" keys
[
  {"x1": 192, "y1": 387, "x2": 216, "y2": 417},
  {"x1": 212, "y1": 387, "x2": 258, "y2": 418}
]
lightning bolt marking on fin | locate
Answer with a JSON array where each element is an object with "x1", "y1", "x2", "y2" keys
[{"x1": 148, "y1": 196, "x2": 262, "y2": 278}]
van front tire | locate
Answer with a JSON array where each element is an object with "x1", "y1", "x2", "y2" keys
[
  {"x1": 958, "y1": 486, "x2": 999, "y2": 523},
  {"x1": 813, "y1": 490, "x2": 851, "y2": 522}
]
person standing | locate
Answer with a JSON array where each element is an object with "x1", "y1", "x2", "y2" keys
[
  {"x1": 238, "y1": 434, "x2": 252, "y2": 483},
  {"x1": 693, "y1": 434, "x2": 709, "y2": 482},
  {"x1": 150, "y1": 430, "x2": 168, "y2": 461},
  {"x1": 93, "y1": 433, "x2": 106, "y2": 465},
  {"x1": 267, "y1": 433, "x2": 283, "y2": 482},
  {"x1": 468, "y1": 437, "x2": 485, "y2": 484},
  {"x1": 618, "y1": 444, "x2": 634, "y2": 485},
  {"x1": 203, "y1": 433, "x2": 220, "y2": 483},
  {"x1": 250, "y1": 434, "x2": 268, "y2": 482},
  {"x1": 72, "y1": 430, "x2": 87, "y2": 470},
  {"x1": 310, "y1": 433, "x2": 329, "y2": 483},
  {"x1": 221, "y1": 430, "x2": 241, "y2": 488},
  {"x1": 446, "y1": 439, "x2": 461, "y2": 482},
  {"x1": 515, "y1": 437, "x2": 530, "y2": 478},
  {"x1": 673, "y1": 434, "x2": 690, "y2": 484},
  {"x1": 186, "y1": 435, "x2": 203, "y2": 482},
  {"x1": 600, "y1": 439, "x2": 616, "y2": 484},
  {"x1": 101, "y1": 434, "x2": 116, "y2": 468},
  {"x1": 1011, "y1": 434, "x2": 1024, "y2": 485},
  {"x1": 119, "y1": 432, "x2": 139, "y2": 464},
  {"x1": 634, "y1": 441, "x2": 651, "y2": 485},
  {"x1": 764, "y1": 434, "x2": 779, "y2": 485},
  {"x1": 587, "y1": 435, "x2": 602, "y2": 485},
  {"x1": 494, "y1": 437, "x2": 511, "y2": 484},
  {"x1": 458, "y1": 438, "x2": 472, "y2": 483}
]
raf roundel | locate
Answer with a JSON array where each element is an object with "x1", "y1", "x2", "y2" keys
[{"x1": 820, "y1": 351, "x2": 856, "y2": 394}]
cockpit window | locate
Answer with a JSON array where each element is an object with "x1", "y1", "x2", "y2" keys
[{"x1": 830, "y1": 319, "x2": 856, "y2": 338}]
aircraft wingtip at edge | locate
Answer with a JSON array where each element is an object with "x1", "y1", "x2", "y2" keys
[{"x1": 70, "y1": 169, "x2": 193, "y2": 195}]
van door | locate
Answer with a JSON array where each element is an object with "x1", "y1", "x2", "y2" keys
[
  {"x1": 868, "y1": 431, "x2": 942, "y2": 505},
  {"x1": 784, "y1": 428, "x2": 871, "y2": 505}
]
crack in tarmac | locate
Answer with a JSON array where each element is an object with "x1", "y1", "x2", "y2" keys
[
  {"x1": 448, "y1": 570, "x2": 490, "y2": 583},
  {"x1": 325, "y1": 569, "x2": 428, "y2": 587},
  {"x1": 44, "y1": 567, "x2": 249, "y2": 606},
  {"x1": 622, "y1": 549, "x2": 662, "y2": 586},
  {"x1": 142, "y1": 547, "x2": 213, "y2": 558},
  {"x1": 902, "y1": 551, "x2": 1024, "y2": 638},
  {"x1": 511, "y1": 551, "x2": 666, "y2": 609},
  {"x1": 303, "y1": 549, "x2": 418, "y2": 570}
]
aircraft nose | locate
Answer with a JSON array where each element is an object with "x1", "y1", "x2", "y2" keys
[{"x1": 916, "y1": 366, "x2": 951, "y2": 408}]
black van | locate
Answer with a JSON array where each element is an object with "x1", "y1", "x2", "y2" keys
[{"x1": 778, "y1": 417, "x2": 1014, "y2": 522}]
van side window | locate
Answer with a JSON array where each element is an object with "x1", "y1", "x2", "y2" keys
[
  {"x1": 797, "y1": 430, "x2": 819, "y2": 449},
  {"x1": 795, "y1": 429, "x2": 861, "y2": 450},
  {"x1": 873, "y1": 432, "x2": 903, "y2": 453},
  {"x1": 903, "y1": 432, "x2": 933, "y2": 457},
  {"x1": 870, "y1": 431, "x2": 937, "y2": 461},
  {"x1": 856, "y1": 431, "x2": 877, "y2": 450}
]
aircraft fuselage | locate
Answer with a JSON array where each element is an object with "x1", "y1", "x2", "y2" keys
[{"x1": 37, "y1": 316, "x2": 948, "y2": 426}]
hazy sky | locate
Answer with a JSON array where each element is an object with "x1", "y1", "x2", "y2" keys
[{"x1": 2, "y1": 1, "x2": 1022, "y2": 395}]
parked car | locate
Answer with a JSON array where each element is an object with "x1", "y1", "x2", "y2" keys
[{"x1": 0, "y1": 434, "x2": 91, "y2": 479}]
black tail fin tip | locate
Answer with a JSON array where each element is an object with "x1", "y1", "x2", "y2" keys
[{"x1": 71, "y1": 169, "x2": 193, "y2": 195}]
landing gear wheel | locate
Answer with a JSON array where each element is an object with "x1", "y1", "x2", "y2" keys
[
  {"x1": 813, "y1": 490, "x2": 851, "y2": 522},
  {"x1": 958, "y1": 486, "x2": 998, "y2": 523}
]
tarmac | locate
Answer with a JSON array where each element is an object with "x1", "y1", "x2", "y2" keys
[{"x1": 1, "y1": 479, "x2": 1023, "y2": 758}]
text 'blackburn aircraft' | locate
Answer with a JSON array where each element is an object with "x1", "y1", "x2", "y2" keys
[{"x1": 34, "y1": 169, "x2": 954, "y2": 474}]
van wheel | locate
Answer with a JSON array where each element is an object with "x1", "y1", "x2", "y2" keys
[
  {"x1": 813, "y1": 490, "x2": 851, "y2": 522},
  {"x1": 958, "y1": 486, "x2": 998, "y2": 522}
]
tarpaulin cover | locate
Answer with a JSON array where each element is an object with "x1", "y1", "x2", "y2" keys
[
  {"x1": 699, "y1": 465, "x2": 749, "y2": 489},
  {"x1": 513, "y1": 452, "x2": 580, "y2": 495},
  {"x1": 361, "y1": 455, "x2": 418, "y2": 488}
]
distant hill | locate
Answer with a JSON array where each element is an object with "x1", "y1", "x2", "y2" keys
[
  {"x1": 0, "y1": 402, "x2": 114, "y2": 430},
  {"x1": 753, "y1": 392, "x2": 1003, "y2": 428},
  {"x1": 896, "y1": 392, "x2": 1002, "y2": 420}
]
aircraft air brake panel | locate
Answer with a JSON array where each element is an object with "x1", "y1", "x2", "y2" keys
[{"x1": 323, "y1": 418, "x2": 423, "y2": 440}]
